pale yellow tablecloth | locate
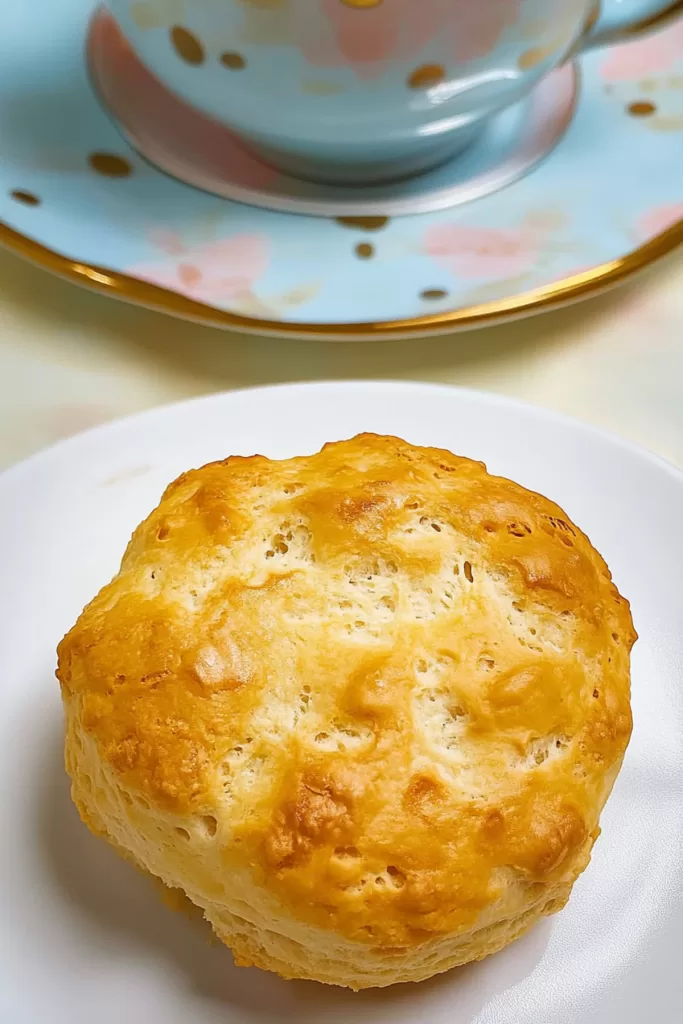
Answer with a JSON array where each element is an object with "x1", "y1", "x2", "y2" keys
[{"x1": 1, "y1": 245, "x2": 682, "y2": 470}]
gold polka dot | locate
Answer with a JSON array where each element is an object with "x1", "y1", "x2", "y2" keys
[
  {"x1": 88, "y1": 153, "x2": 133, "y2": 177},
  {"x1": 355, "y1": 242, "x2": 374, "y2": 259},
  {"x1": 628, "y1": 100, "x2": 656, "y2": 117},
  {"x1": 518, "y1": 47, "x2": 547, "y2": 72},
  {"x1": 170, "y1": 25, "x2": 205, "y2": 66},
  {"x1": 421, "y1": 288, "x2": 447, "y2": 301},
  {"x1": 341, "y1": 0, "x2": 383, "y2": 7},
  {"x1": 11, "y1": 189, "x2": 40, "y2": 206},
  {"x1": 336, "y1": 215, "x2": 389, "y2": 231},
  {"x1": 220, "y1": 51, "x2": 246, "y2": 70},
  {"x1": 408, "y1": 64, "x2": 445, "y2": 90},
  {"x1": 638, "y1": 78, "x2": 657, "y2": 91}
]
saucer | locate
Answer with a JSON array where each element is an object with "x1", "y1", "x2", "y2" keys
[{"x1": 0, "y1": 1, "x2": 682, "y2": 339}]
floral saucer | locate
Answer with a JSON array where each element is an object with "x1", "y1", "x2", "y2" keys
[{"x1": 0, "y1": 0, "x2": 682, "y2": 340}]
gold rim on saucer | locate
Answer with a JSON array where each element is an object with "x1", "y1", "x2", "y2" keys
[
  {"x1": 0, "y1": 217, "x2": 681, "y2": 339},
  {"x1": 621, "y1": 0, "x2": 683, "y2": 36}
]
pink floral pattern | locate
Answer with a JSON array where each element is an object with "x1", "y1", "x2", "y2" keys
[
  {"x1": 296, "y1": 0, "x2": 521, "y2": 78},
  {"x1": 129, "y1": 235, "x2": 270, "y2": 303},
  {"x1": 95, "y1": 10, "x2": 279, "y2": 191},
  {"x1": 601, "y1": 21, "x2": 683, "y2": 82},
  {"x1": 423, "y1": 222, "x2": 543, "y2": 279},
  {"x1": 637, "y1": 203, "x2": 683, "y2": 240}
]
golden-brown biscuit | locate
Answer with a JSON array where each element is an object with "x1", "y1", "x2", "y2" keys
[{"x1": 57, "y1": 434, "x2": 635, "y2": 989}]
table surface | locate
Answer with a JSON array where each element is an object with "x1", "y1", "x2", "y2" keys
[{"x1": 1, "y1": 244, "x2": 682, "y2": 472}]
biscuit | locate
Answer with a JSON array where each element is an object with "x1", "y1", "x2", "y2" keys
[{"x1": 57, "y1": 434, "x2": 635, "y2": 989}]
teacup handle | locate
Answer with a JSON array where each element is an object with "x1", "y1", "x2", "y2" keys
[{"x1": 581, "y1": 0, "x2": 683, "y2": 49}]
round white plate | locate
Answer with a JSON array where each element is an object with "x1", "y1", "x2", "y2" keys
[{"x1": 0, "y1": 381, "x2": 682, "y2": 1024}]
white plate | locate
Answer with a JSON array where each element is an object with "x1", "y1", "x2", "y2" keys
[{"x1": 1, "y1": 381, "x2": 682, "y2": 1024}]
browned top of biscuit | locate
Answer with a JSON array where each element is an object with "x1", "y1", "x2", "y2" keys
[{"x1": 58, "y1": 434, "x2": 635, "y2": 947}]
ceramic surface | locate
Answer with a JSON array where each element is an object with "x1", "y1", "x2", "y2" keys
[
  {"x1": 0, "y1": 0, "x2": 682, "y2": 337},
  {"x1": 101, "y1": 0, "x2": 678, "y2": 184},
  {"x1": 104, "y1": 0, "x2": 595, "y2": 184},
  {"x1": 0, "y1": 382, "x2": 682, "y2": 1024},
  {"x1": 91, "y1": 10, "x2": 579, "y2": 217}
]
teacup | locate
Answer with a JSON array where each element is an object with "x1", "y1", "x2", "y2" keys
[{"x1": 105, "y1": 0, "x2": 682, "y2": 185}]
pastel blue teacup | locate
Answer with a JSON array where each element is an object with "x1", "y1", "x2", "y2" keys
[{"x1": 104, "y1": 0, "x2": 682, "y2": 185}]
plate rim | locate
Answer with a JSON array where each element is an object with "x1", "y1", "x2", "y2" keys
[
  {"x1": 2, "y1": 378, "x2": 683, "y2": 1023},
  {"x1": 1, "y1": 218, "x2": 682, "y2": 340},
  {"x1": 2, "y1": 380, "x2": 682, "y2": 491}
]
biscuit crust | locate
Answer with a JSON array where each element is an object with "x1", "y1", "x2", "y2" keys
[{"x1": 58, "y1": 434, "x2": 635, "y2": 988}]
